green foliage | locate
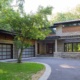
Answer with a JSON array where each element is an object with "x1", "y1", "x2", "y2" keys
[
  {"x1": 52, "y1": 4, "x2": 80, "y2": 23},
  {"x1": 0, "y1": 0, "x2": 12, "y2": 10},
  {"x1": 0, "y1": 0, "x2": 53, "y2": 63},
  {"x1": 37, "y1": 6, "x2": 53, "y2": 15},
  {"x1": 73, "y1": 4, "x2": 80, "y2": 18},
  {"x1": 1, "y1": 6, "x2": 52, "y2": 41},
  {"x1": 0, "y1": 0, "x2": 13, "y2": 31},
  {"x1": 16, "y1": 0, "x2": 25, "y2": 13}
]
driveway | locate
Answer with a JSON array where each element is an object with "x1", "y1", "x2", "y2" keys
[{"x1": 23, "y1": 57, "x2": 80, "y2": 80}]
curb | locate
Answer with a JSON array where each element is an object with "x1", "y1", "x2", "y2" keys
[
  {"x1": 38, "y1": 62, "x2": 51, "y2": 80},
  {"x1": 0, "y1": 57, "x2": 37, "y2": 62},
  {"x1": 30, "y1": 62, "x2": 51, "y2": 80}
]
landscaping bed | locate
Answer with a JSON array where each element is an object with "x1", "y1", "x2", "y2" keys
[{"x1": 0, "y1": 62, "x2": 45, "y2": 80}]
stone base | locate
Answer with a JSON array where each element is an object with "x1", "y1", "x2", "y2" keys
[{"x1": 54, "y1": 52, "x2": 80, "y2": 59}]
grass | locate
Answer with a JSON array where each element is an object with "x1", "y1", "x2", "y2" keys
[{"x1": 0, "y1": 62, "x2": 45, "y2": 80}]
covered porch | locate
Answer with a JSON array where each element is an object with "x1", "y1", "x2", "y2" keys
[
  {"x1": 35, "y1": 35, "x2": 80, "y2": 59},
  {"x1": 35, "y1": 36, "x2": 60, "y2": 57}
]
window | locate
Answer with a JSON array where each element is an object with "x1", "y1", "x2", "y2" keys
[
  {"x1": 73, "y1": 43, "x2": 78, "y2": 52},
  {"x1": 0, "y1": 44, "x2": 13, "y2": 59},
  {"x1": 64, "y1": 43, "x2": 72, "y2": 52},
  {"x1": 64, "y1": 42, "x2": 80, "y2": 52},
  {"x1": 22, "y1": 46, "x2": 35, "y2": 58},
  {"x1": 78, "y1": 43, "x2": 80, "y2": 51},
  {"x1": 64, "y1": 22, "x2": 80, "y2": 27}
]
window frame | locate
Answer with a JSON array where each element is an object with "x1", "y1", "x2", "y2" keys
[{"x1": 64, "y1": 42, "x2": 80, "y2": 52}]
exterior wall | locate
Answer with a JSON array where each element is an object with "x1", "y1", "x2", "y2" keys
[
  {"x1": 39, "y1": 42, "x2": 46, "y2": 54},
  {"x1": 54, "y1": 52, "x2": 80, "y2": 59},
  {"x1": 0, "y1": 34, "x2": 18, "y2": 59},
  {"x1": 56, "y1": 25, "x2": 62, "y2": 36},
  {"x1": 13, "y1": 44, "x2": 18, "y2": 59},
  {"x1": 62, "y1": 26, "x2": 80, "y2": 36},
  {"x1": 38, "y1": 40, "x2": 55, "y2": 55},
  {"x1": 0, "y1": 33, "x2": 35, "y2": 59},
  {"x1": 54, "y1": 39, "x2": 80, "y2": 59},
  {"x1": 57, "y1": 40, "x2": 64, "y2": 52},
  {"x1": 0, "y1": 39, "x2": 18, "y2": 59},
  {"x1": 62, "y1": 26, "x2": 80, "y2": 32},
  {"x1": 56, "y1": 25, "x2": 80, "y2": 36},
  {"x1": 0, "y1": 34, "x2": 13, "y2": 40}
]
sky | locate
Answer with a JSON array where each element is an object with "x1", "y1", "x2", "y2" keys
[{"x1": 23, "y1": 0, "x2": 80, "y2": 14}]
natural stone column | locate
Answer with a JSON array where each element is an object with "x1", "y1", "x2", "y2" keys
[{"x1": 55, "y1": 39, "x2": 57, "y2": 52}]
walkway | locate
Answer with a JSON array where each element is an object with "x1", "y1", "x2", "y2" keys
[{"x1": 23, "y1": 57, "x2": 80, "y2": 80}]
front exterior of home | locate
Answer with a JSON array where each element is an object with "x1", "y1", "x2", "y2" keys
[
  {"x1": 0, "y1": 20, "x2": 80, "y2": 60},
  {"x1": 36, "y1": 20, "x2": 80, "y2": 59}
]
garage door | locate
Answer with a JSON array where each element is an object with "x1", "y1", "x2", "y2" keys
[
  {"x1": 0, "y1": 44, "x2": 13, "y2": 60},
  {"x1": 22, "y1": 46, "x2": 35, "y2": 58}
]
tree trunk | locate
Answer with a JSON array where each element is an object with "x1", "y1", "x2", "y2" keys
[{"x1": 17, "y1": 47, "x2": 23, "y2": 63}]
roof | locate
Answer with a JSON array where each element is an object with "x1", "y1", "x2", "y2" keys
[
  {"x1": 0, "y1": 30, "x2": 16, "y2": 36},
  {"x1": 45, "y1": 36, "x2": 60, "y2": 40},
  {"x1": 52, "y1": 19, "x2": 80, "y2": 28}
]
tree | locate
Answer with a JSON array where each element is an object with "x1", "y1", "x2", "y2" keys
[
  {"x1": 52, "y1": 12, "x2": 76, "y2": 23},
  {"x1": 0, "y1": 0, "x2": 13, "y2": 31},
  {"x1": 72, "y1": 4, "x2": 80, "y2": 18},
  {"x1": 51, "y1": 4, "x2": 80, "y2": 23},
  {"x1": 16, "y1": 0, "x2": 25, "y2": 13},
  {"x1": 1, "y1": 4, "x2": 53, "y2": 63}
]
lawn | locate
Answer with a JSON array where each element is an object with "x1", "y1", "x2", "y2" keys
[{"x1": 0, "y1": 62, "x2": 45, "y2": 80}]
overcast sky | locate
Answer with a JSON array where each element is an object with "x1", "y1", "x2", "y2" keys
[
  {"x1": 12, "y1": 0, "x2": 80, "y2": 14},
  {"x1": 23, "y1": 0, "x2": 80, "y2": 14}
]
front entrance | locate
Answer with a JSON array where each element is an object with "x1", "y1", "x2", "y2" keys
[{"x1": 46, "y1": 43, "x2": 54, "y2": 54}]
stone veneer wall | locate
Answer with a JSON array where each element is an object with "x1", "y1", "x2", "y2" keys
[
  {"x1": 54, "y1": 40, "x2": 80, "y2": 59},
  {"x1": 13, "y1": 44, "x2": 18, "y2": 59},
  {"x1": 57, "y1": 40, "x2": 64, "y2": 52},
  {"x1": 39, "y1": 43, "x2": 46, "y2": 54},
  {"x1": 54, "y1": 52, "x2": 80, "y2": 59}
]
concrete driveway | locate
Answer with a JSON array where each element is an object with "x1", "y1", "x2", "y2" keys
[{"x1": 23, "y1": 57, "x2": 80, "y2": 80}]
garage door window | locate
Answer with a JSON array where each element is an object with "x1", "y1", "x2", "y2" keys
[
  {"x1": 22, "y1": 46, "x2": 35, "y2": 58},
  {"x1": 0, "y1": 44, "x2": 13, "y2": 59}
]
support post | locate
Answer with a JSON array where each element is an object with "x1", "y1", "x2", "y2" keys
[
  {"x1": 55, "y1": 39, "x2": 57, "y2": 52},
  {"x1": 35, "y1": 41, "x2": 37, "y2": 56}
]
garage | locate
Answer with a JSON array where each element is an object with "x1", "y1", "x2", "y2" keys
[
  {"x1": 22, "y1": 45, "x2": 35, "y2": 58},
  {"x1": 0, "y1": 44, "x2": 13, "y2": 60}
]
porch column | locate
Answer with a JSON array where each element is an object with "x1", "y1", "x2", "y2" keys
[
  {"x1": 35, "y1": 41, "x2": 38, "y2": 56},
  {"x1": 55, "y1": 39, "x2": 57, "y2": 52}
]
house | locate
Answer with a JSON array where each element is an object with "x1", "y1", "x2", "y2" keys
[
  {"x1": 36, "y1": 19, "x2": 80, "y2": 58},
  {"x1": 0, "y1": 19, "x2": 80, "y2": 60},
  {"x1": 0, "y1": 30, "x2": 35, "y2": 60}
]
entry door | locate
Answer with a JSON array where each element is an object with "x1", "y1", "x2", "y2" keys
[{"x1": 46, "y1": 43, "x2": 54, "y2": 54}]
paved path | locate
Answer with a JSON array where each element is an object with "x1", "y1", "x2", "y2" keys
[{"x1": 23, "y1": 57, "x2": 80, "y2": 80}]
